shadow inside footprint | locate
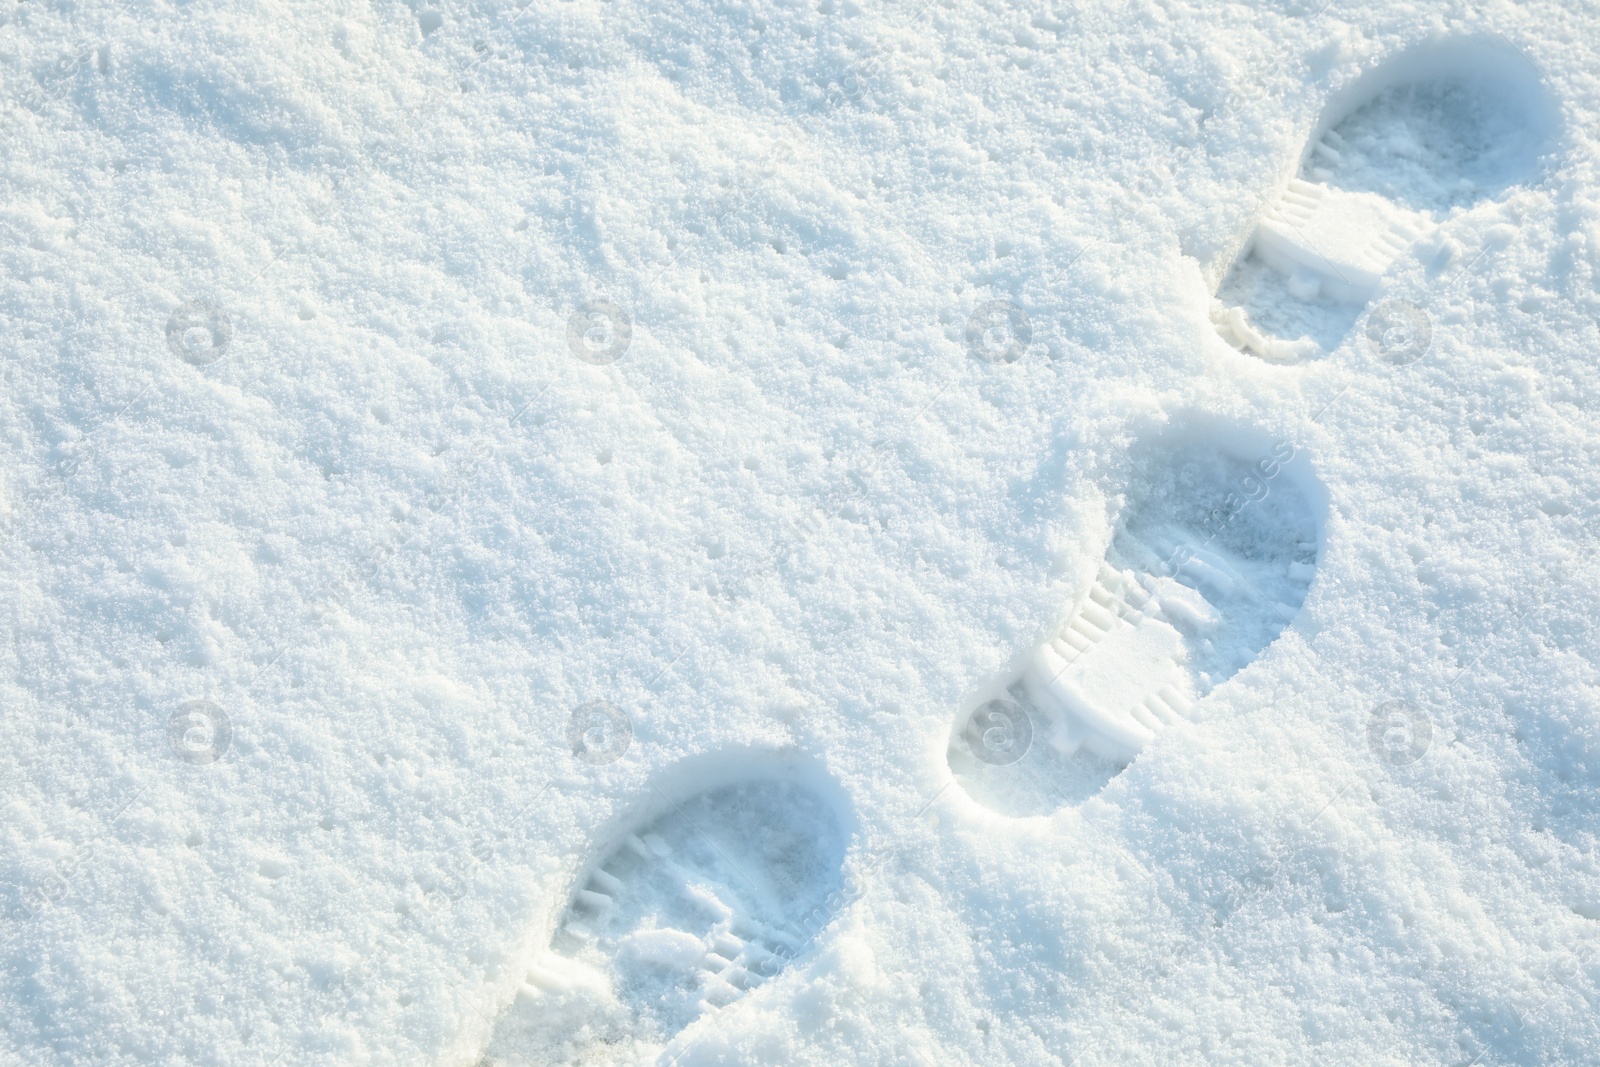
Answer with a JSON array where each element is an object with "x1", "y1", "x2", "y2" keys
[
  {"x1": 1213, "y1": 37, "x2": 1561, "y2": 362},
  {"x1": 951, "y1": 425, "x2": 1325, "y2": 817},
  {"x1": 482, "y1": 771, "x2": 848, "y2": 1065}
]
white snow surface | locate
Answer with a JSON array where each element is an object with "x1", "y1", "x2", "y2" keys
[{"x1": 3, "y1": 0, "x2": 1600, "y2": 1064}]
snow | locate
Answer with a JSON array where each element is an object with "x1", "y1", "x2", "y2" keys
[{"x1": 2, "y1": 0, "x2": 1599, "y2": 1064}]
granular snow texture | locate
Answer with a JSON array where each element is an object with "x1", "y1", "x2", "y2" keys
[{"x1": 2, "y1": 1, "x2": 1599, "y2": 1065}]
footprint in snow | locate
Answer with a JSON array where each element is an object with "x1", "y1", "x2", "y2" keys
[
  {"x1": 479, "y1": 759, "x2": 849, "y2": 1065},
  {"x1": 950, "y1": 423, "x2": 1326, "y2": 817},
  {"x1": 1211, "y1": 37, "x2": 1560, "y2": 363}
]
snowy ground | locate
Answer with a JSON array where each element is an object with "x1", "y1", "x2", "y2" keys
[{"x1": 3, "y1": 0, "x2": 1600, "y2": 1063}]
